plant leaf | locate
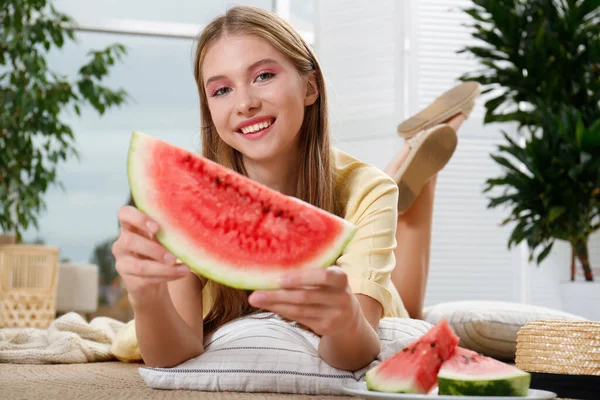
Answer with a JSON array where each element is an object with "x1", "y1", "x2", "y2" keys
[
  {"x1": 548, "y1": 207, "x2": 566, "y2": 222},
  {"x1": 537, "y1": 241, "x2": 555, "y2": 264}
]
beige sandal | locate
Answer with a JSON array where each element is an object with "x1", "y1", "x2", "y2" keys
[
  {"x1": 393, "y1": 124, "x2": 457, "y2": 214},
  {"x1": 396, "y1": 81, "x2": 481, "y2": 139}
]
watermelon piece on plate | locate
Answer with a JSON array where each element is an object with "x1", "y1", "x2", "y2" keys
[
  {"x1": 365, "y1": 319, "x2": 460, "y2": 394},
  {"x1": 438, "y1": 347, "x2": 531, "y2": 396},
  {"x1": 126, "y1": 131, "x2": 357, "y2": 290}
]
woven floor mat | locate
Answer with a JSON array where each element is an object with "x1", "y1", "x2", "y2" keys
[{"x1": 0, "y1": 361, "x2": 354, "y2": 400}]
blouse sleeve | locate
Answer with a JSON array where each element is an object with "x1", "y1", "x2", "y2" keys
[{"x1": 334, "y1": 171, "x2": 399, "y2": 317}]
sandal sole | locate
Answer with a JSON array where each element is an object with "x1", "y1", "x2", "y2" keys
[
  {"x1": 397, "y1": 81, "x2": 481, "y2": 138},
  {"x1": 394, "y1": 125, "x2": 457, "y2": 213}
]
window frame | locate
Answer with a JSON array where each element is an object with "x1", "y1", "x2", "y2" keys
[{"x1": 70, "y1": 0, "x2": 315, "y2": 45}]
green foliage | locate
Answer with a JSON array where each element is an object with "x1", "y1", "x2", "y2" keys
[
  {"x1": 90, "y1": 237, "x2": 118, "y2": 286},
  {"x1": 459, "y1": 0, "x2": 600, "y2": 128},
  {"x1": 90, "y1": 195, "x2": 133, "y2": 296},
  {"x1": 483, "y1": 106, "x2": 600, "y2": 265},
  {"x1": 0, "y1": 0, "x2": 129, "y2": 241},
  {"x1": 460, "y1": 0, "x2": 600, "y2": 279}
]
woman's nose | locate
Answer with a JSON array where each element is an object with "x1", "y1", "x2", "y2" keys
[{"x1": 235, "y1": 88, "x2": 260, "y2": 115}]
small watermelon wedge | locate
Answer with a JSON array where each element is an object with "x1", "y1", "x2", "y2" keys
[
  {"x1": 438, "y1": 347, "x2": 531, "y2": 396},
  {"x1": 365, "y1": 319, "x2": 460, "y2": 394},
  {"x1": 127, "y1": 131, "x2": 357, "y2": 290}
]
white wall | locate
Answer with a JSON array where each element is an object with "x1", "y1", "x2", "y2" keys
[{"x1": 314, "y1": 0, "x2": 406, "y2": 170}]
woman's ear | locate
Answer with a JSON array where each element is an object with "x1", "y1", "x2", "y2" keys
[{"x1": 304, "y1": 71, "x2": 319, "y2": 106}]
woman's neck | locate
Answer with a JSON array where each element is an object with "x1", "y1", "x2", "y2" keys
[{"x1": 243, "y1": 153, "x2": 300, "y2": 196}]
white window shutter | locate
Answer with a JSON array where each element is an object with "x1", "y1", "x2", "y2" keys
[
  {"x1": 316, "y1": 0, "x2": 593, "y2": 309},
  {"x1": 409, "y1": 0, "x2": 523, "y2": 306},
  {"x1": 314, "y1": 0, "x2": 406, "y2": 171}
]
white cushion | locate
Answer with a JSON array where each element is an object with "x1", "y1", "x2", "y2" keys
[
  {"x1": 423, "y1": 300, "x2": 587, "y2": 360},
  {"x1": 56, "y1": 263, "x2": 99, "y2": 313},
  {"x1": 138, "y1": 312, "x2": 432, "y2": 395}
]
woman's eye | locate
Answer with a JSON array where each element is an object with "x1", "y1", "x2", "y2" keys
[
  {"x1": 212, "y1": 87, "x2": 231, "y2": 97},
  {"x1": 256, "y1": 72, "x2": 275, "y2": 82}
]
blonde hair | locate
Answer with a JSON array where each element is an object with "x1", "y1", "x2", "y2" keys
[{"x1": 193, "y1": 5, "x2": 340, "y2": 335}]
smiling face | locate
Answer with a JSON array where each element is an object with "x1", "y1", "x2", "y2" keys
[{"x1": 201, "y1": 34, "x2": 318, "y2": 164}]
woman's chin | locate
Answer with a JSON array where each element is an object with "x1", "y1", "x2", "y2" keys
[
  {"x1": 240, "y1": 148, "x2": 278, "y2": 163},
  {"x1": 234, "y1": 135, "x2": 300, "y2": 166}
]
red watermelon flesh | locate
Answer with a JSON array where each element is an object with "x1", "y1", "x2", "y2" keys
[
  {"x1": 127, "y1": 131, "x2": 357, "y2": 290},
  {"x1": 365, "y1": 319, "x2": 459, "y2": 394}
]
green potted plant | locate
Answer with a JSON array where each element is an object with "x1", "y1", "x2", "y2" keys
[
  {"x1": 1, "y1": 0, "x2": 129, "y2": 243},
  {"x1": 459, "y1": 0, "x2": 600, "y2": 318},
  {"x1": 0, "y1": 0, "x2": 128, "y2": 327}
]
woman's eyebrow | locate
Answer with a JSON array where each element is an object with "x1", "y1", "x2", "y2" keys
[
  {"x1": 247, "y1": 58, "x2": 278, "y2": 71},
  {"x1": 205, "y1": 58, "x2": 279, "y2": 87}
]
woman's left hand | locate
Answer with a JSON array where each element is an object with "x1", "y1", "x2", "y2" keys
[{"x1": 248, "y1": 266, "x2": 360, "y2": 337}]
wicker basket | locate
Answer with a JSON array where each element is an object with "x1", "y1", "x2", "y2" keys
[
  {"x1": 0, "y1": 234, "x2": 16, "y2": 245},
  {"x1": 0, "y1": 244, "x2": 60, "y2": 328}
]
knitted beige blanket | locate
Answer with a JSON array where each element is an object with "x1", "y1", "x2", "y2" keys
[{"x1": 0, "y1": 312, "x2": 141, "y2": 364}]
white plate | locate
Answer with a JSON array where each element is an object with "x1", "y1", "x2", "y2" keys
[{"x1": 342, "y1": 382, "x2": 557, "y2": 400}]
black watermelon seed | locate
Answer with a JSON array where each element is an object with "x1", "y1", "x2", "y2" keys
[
  {"x1": 263, "y1": 206, "x2": 271, "y2": 214},
  {"x1": 430, "y1": 342, "x2": 436, "y2": 348},
  {"x1": 215, "y1": 177, "x2": 221, "y2": 186},
  {"x1": 275, "y1": 210, "x2": 283, "y2": 217},
  {"x1": 185, "y1": 155, "x2": 191, "y2": 162}
]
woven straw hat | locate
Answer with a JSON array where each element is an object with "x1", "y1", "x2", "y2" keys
[
  {"x1": 516, "y1": 319, "x2": 600, "y2": 376},
  {"x1": 516, "y1": 319, "x2": 600, "y2": 399}
]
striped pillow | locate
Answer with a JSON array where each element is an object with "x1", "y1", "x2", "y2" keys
[
  {"x1": 139, "y1": 312, "x2": 432, "y2": 395},
  {"x1": 423, "y1": 300, "x2": 587, "y2": 361}
]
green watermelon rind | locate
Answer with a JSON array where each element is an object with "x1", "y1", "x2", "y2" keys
[
  {"x1": 437, "y1": 372, "x2": 531, "y2": 396},
  {"x1": 127, "y1": 130, "x2": 358, "y2": 290},
  {"x1": 365, "y1": 371, "x2": 417, "y2": 394}
]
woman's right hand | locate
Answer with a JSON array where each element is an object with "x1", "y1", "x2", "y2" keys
[{"x1": 112, "y1": 205, "x2": 190, "y2": 306}]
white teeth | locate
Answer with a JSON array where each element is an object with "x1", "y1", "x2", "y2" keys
[{"x1": 240, "y1": 119, "x2": 273, "y2": 134}]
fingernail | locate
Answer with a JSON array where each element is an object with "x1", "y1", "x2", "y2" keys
[
  {"x1": 146, "y1": 220, "x2": 159, "y2": 233},
  {"x1": 164, "y1": 253, "x2": 177, "y2": 264},
  {"x1": 176, "y1": 265, "x2": 190, "y2": 274},
  {"x1": 251, "y1": 292, "x2": 265, "y2": 302}
]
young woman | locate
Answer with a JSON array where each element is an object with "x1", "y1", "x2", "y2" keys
[{"x1": 111, "y1": 6, "x2": 476, "y2": 371}]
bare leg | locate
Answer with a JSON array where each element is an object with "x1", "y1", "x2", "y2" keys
[{"x1": 385, "y1": 113, "x2": 467, "y2": 319}]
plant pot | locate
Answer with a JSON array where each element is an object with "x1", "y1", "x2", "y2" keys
[
  {"x1": 0, "y1": 234, "x2": 16, "y2": 245},
  {"x1": 559, "y1": 281, "x2": 600, "y2": 322}
]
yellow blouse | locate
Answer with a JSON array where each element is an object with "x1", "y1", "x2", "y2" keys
[{"x1": 332, "y1": 148, "x2": 408, "y2": 318}]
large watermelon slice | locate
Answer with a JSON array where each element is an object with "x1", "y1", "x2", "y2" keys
[
  {"x1": 365, "y1": 319, "x2": 460, "y2": 394},
  {"x1": 127, "y1": 131, "x2": 357, "y2": 290},
  {"x1": 438, "y1": 347, "x2": 531, "y2": 396}
]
